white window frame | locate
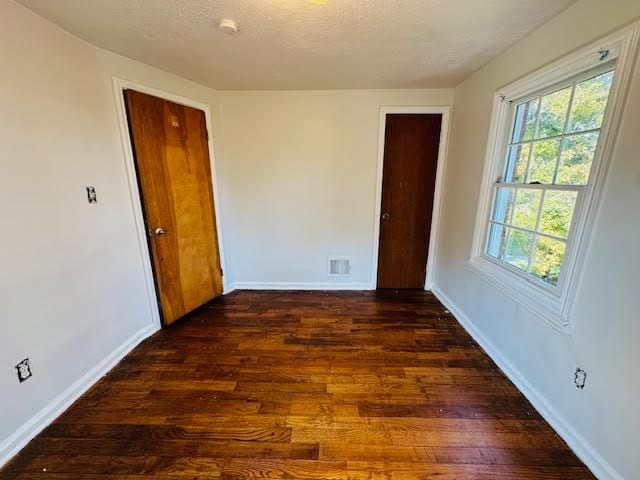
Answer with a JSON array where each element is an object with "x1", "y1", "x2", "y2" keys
[{"x1": 468, "y1": 23, "x2": 640, "y2": 334}]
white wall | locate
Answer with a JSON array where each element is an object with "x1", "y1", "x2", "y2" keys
[
  {"x1": 215, "y1": 89, "x2": 453, "y2": 288},
  {"x1": 6, "y1": 0, "x2": 636, "y2": 476},
  {"x1": 0, "y1": 0, "x2": 222, "y2": 461},
  {"x1": 435, "y1": 0, "x2": 640, "y2": 478}
]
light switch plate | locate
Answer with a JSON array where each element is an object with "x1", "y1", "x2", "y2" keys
[{"x1": 86, "y1": 186, "x2": 97, "y2": 204}]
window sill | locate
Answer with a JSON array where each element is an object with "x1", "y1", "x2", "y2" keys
[{"x1": 466, "y1": 256, "x2": 573, "y2": 335}]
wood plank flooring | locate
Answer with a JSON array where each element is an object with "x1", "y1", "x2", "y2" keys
[{"x1": 2, "y1": 290, "x2": 595, "y2": 479}]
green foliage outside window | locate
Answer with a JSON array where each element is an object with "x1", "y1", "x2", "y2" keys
[{"x1": 488, "y1": 69, "x2": 614, "y2": 285}]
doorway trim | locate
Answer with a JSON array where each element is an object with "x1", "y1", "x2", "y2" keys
[
  {"x1": 112, "y1": 77, "x2": 230, "y2": 329},
  {"x1": 370, "y1": 106, "x2": 451, "y2": 291}
]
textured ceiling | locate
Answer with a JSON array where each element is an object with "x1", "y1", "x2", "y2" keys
[{"x1": 16, "y1": 0, "x2": 576, "y2": 90}]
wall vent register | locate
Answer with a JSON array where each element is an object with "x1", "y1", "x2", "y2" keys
[{"x1": 328, "y1": 257, "x2": 351, "y2": 276}]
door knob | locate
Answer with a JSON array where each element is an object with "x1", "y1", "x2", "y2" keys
[
  {"x1": 381, "y1": 213, "x2": 390, "y2": 220},
  {"x1": 154, "y1": 227, "x2": 168, "y2": 236}
]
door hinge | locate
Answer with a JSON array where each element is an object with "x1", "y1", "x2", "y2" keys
[{"x1": 220, "y1": 267, "x2": 223, "y2": 276}]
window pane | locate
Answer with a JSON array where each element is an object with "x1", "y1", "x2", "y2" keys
[
  {"x1": 485, "y1": 65, "x2": 618, "y2": 291},
  {"x1": 528, "y1": 139, "x2": 560, "y2": 184},
  {"x1": 512, "y1": 189, "x2": 542, "y2": 231},
  {"x1": 512, "y1": 99, "x2": 539, "y2": 143},
  {"x1": 487, "y1": 222, "x2": 506, "y2": 259},
  {"x1": 557, "y1": 132, "x2": 598, "y2": 185},
  {"x1": 532, "y1": 237, "x2": 566, "y2": 285},
  {"x1": 505, "y1": 228, "x2": 533, "y2": 271},
  {"x1": 568, "y1": 70, "x2": 614, "y2": 132},
  {"x1": 535, "y1": 87, "x2": 572, "y2": 139},
  {"x1": 539, "y1": 190, "x2": 578, "y2": 239},
  {"x1": 504, "y1": 143, "x2": 530, "y2": 183},
  {"x1": 491, "y1": 187, "x2": 515, "y2": 224}
]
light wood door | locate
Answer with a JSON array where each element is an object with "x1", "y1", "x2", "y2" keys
[
  {"x1": 125, "y1": 90, "x2": 223, "y2": 325},
  {"x1": 377, "y1": 114, "x2": 442, "y2": 289}
]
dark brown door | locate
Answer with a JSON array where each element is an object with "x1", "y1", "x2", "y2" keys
[
  {"x1": 125, "y1": 90, "x2": 223, "y2": 325},
  {"x1": 377, "y1": 114, "x2": 442, "y2": 289}
]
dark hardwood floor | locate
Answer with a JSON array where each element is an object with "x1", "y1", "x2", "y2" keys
[{"x1": 2, "y1": 290, "x2": 595, "y2": 479}]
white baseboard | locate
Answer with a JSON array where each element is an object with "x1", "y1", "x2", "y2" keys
[
  {"x1": 431, "y1": 286, "x2": 622, "y2": 480},
  {"x1": 0, "y1": 323, "x2": 157, "y2": 468},
  {"x1": 231, "y1": 281, "x2": 373, "y2": 291}
]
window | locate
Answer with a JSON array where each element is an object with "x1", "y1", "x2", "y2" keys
[
  {"x1": 468, "y1": 24, "x2": 639, "y2": 332},
  {"x1": 486, "y1": 68, "x2": 615, "y2": 287}
]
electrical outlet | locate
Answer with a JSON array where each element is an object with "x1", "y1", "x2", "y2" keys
[
  {"x1": 574, "y1": 367, "x2": 587, "y2": 389},
  {"x1": 15, "y1": 358, "x2": 33, "y2": 383}
]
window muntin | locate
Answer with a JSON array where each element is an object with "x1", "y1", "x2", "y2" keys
[{"x1": 485, "y1": 68, "x2": 615, "y2": 287}]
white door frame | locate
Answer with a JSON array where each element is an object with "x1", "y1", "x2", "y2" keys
[
  {"x1": 112, "y1": 77, "x2": 230, "y2": 329},
  {"x1": 370, "y1": 106, "x2": 451, "y2": 290}
]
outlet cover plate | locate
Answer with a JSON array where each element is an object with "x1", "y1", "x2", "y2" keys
[
  {"x1": 574, "y1": 367, "x2": 587, "y2": 389},
  {"x1": 15, "y1": 358, "x2": 33, "y2": 383}
]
